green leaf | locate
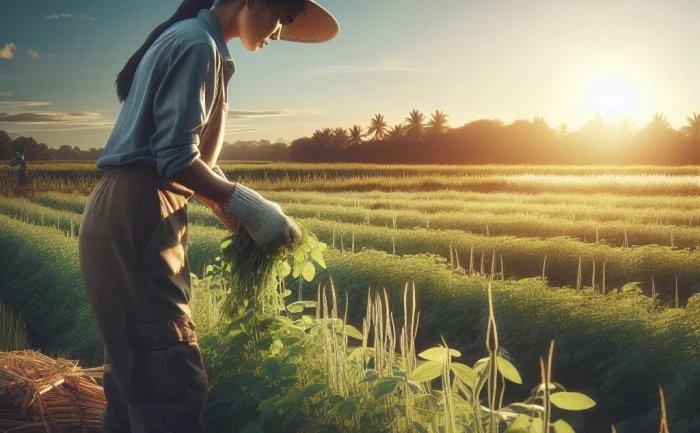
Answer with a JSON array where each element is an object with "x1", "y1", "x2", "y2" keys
[
  {"x1": 305, "y1": 235, "x2": 319, "y2": 249},
  {"x1": 264, "y1": 359, "x2": 281, "y2": 379},
  {"x1": 550, "y1": 392, "x2": 596, "y2": 411},
  {"x1": 239, "y1": 423, "x2": 264, "y2": 433},
  {"x1": 205, "y1": 264, "x2": 214, "y2": 274},
  {"x1": 287, "y1": 303, "x2": 305, "y2": 314},
  {"x1": 302, "y1": 261, "x2": 316, "y2": 282},
  {"x1": 552, "y1": 419, "x2": 576, "y2": 433},
  {"x1": 302, "y1": 383, "x2": 328, "y2": 398},
  {"x1": 317, "y1": 241, "x2": 327, "y2": 251},
  {"x1": 374, "y1": 379, "x2": 398, "y2": 399},
  {"x1": 279, "y1": 364, "x2": 297, "y2": 377},
  {"x1": 497, "y1": 356, "x2": 523, "y2": 384},
  {"x1": 310, "y1": 250, "x2": 326, "y2": 268},
  {"x1": 221, "y1": 239, "x2": 232, "y2": 249},
  {"x1": 274, "y1": 389, "x2": 303, "y2": 407},
  {"x1": 412, "y1": 361, "x2": 442, "y2": 382},
  {"x1": 278, "y1": 260, "x2": 291, "y2": 278},
  {"x1": 302, "y1": 314, "x2": 314, "y2": 324},
  {"x1": 450, "y1": 363, "x2": 475, "y2": 387},
  {"x1": 621, "y1": 282, "x2": 643, "y2": 293},
  {"x1": 418, "y1": 347, "x2": 461, "y2": 363},
  {"x1": 198, "y1": 335, "x2": 218, "y2": 350},
  {"x1": 292, "y1": 260, "x2": 306, "y2": 278},
  {"x1": 332, "y1": 400, "x2": 357, "y2": 417},
  {"x1": 413, "y1": 422, "x2": 430, "y2": 433},
  {"x1": 342, "y1": 324, "x2": 364, "y2": 340},
  {"x1": 505, "y1": 415, "x2": 542, "y2": 433},
  {"x1": 257, "y1": 395, "x2": 281, "y2": 411}
]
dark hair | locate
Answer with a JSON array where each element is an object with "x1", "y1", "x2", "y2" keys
[{"x1": 115, "y1": 0, "x2": 216, "y2": 103}]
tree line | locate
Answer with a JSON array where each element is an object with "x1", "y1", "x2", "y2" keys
[{"x1": 2, "y1": 110, "x2": 699, "y2": 165}]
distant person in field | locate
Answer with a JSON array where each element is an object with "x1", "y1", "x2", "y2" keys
[
  {"x1": 9, "y1": 151, "x2": 29, "y2": 188},
  {"x1": 77, "y1": 0, "x2": 338, "y2": 432}
]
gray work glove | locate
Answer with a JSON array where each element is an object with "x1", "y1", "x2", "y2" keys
[{"x1": 221, "y1": 181, "x2": 301, "y2": 255}]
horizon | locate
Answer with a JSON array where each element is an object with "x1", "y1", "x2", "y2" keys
[{"x1": 1, "y1": 0, "x2": 698, "y2": 149}]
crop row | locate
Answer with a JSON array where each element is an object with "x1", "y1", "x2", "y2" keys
[{"x1": 4, "y1": 199, "x2": 698, "y2": 300}]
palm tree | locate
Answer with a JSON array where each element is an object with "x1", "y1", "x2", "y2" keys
[
  {"x1": 347, "y1": 125, "x2": 365, "y2": 146},
  {"x1": 618, "y1": 116, "x2": 636, "y2": 138},
  {"x1": 680, "y1": 112, "x2": 700, "y2": 139},
  {"x1": 647, "y1": 112, "x2": 671, "y2": 131},
  {"x1": 367, "y1": 113, "x2": 389, "y2": 140},
  {"x1": 426, "y1": 110, "x2": 450, "y2": 133},
  {"x1": 387, "y1": 124, "x2": 406, "y2": 140},
  {"x1": 532, "y1": 116, "x2": 549, "y2": 130},
  {"x1": 556, "y1": 123, "x2": 569, "y2": 138},
  {"x1": 333, "y1": 127, "x2": 349, "y2": 142},
  {"x1": 404, "y1": 109, "x2": 426, "y2": 140}
]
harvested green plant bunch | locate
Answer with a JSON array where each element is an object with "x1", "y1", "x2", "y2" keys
[
  {"x1": 193, "y1": 165, "x2": 327, "y2": 315},
  {"x1": 219, "y1": 220, "x2": 327, "y2": 315}
]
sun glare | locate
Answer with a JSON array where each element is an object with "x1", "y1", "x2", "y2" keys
[{"x1": 586, "y1": 77, "x2": 638, "y2": 119}]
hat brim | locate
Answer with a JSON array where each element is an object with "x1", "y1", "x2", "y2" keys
[{"x1": 279, "y1": 0, "x2": 339, "y2": 43}]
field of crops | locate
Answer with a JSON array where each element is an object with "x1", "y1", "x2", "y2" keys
[{"x1": 1, "y1": 163, "x2": 699, "y2": 433}]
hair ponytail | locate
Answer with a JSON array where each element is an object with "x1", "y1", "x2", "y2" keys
[{"x1": 115, "y1": 0, "x2": 216, "y2": 103}]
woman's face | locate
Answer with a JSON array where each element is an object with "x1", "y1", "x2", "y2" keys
[{"x1": 238, "y1": 0, "x2": 305, "y2": 52}]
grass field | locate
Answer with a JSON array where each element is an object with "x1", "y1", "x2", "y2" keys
[{"x1": 1, "y1": 162, "x2": 699, "y2": 432}]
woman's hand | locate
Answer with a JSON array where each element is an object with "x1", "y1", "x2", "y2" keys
[
  {"x1": 192, "y1": 165, "x2": 241, "y2": 233},
  {"x1": 220, "y1": 183, "x2": 301, "y2": 255}
]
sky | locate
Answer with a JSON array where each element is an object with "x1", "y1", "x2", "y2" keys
[{"x1": 0, "y1": 0, "x2": 698, "y2": 149}]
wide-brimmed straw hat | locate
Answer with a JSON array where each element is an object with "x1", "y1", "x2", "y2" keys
[{"x1": 273, "y1": 0, "x2": 339, "y2": 43}]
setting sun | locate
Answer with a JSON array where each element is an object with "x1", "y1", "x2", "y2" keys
[{"x1": 585, "y1": 77, "x2": 639, "y2": 119}]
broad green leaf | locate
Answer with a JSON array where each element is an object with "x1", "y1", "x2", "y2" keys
[
  {"x1": 205, "y1": 264, "x2": 214, "y2": 274},
  {"x1": 332, "y1": 400, "x2": 357, "y2": 417},
  {"x1": 413, "y1": 422, "x2": 429, "y2": 433},
  {"x1": 279, "y1": 364, "x2": 297, "y2": 377},
  {"x1": 450, "y1": 363, "x2": 475, "y2": 387},
  {"x1": 292, "y1": 260, "x2": 306, "y2": 279},
  {"x1": 418, "y1": 347, "x2": 461, "y2": 363},
  {"x1": 264, "y1": 358, "x2": 281, "y2": 379},
  {"x1": 305, "y1": 235, "x2": 319, "y2": 249},
  {"x1": 374, "y1": 379, "x2": 398, "y2": 399},
  {"x1": 412, "y1": 361, "x2": 442, "y2": 382},
  {"x1": 302, "y1": 383, "x2": 328, "y2": 398},
  {"x1": 497, "y1": 356, "x2": 523, "y2": 384},
  {"x1": 317, "y1": 241, "x2": 327, "y2": 251},
  {"x1": 257, "y1": 395, "x2": 281, "y2": 411},
  {"x1": 621, "y1": 282, "x2": 643, "y2": 293},
  {"x1": 550, "y1": 392, "x2": 596, "y2": 411},
  {"x1": 274, "y1": 389, "x2": 303, "y2": 407},
  {"x1": 343, "y1": 324, "x2": 364, "y2": 340},
  {"x1": 552, "y1": 419, "x2": 576, "y2": 433},
  {"x1": 221, "y1": 239, "x2": 232, "y2": 249},
  {"x1": 504, "y1": 414, "x2": 530, "y2": 433},
  {"x1": 302, "y1": 314, "x2": 314, "y2": 324},
  {"x1": 198, "y1": 335, "x2": 218, "y2": 350},
  {"x1": 239, "y1": 423, "x2": 264, "y2": 433},
  {"x1": 278, "y1": 260, "x2": 291, "y2": 278},
  {"x1": 302, "y1": 261, "x2": 316, "y2": 281},
  {"x1": 287, "y1": 303, "x2": 305, "y2": 314},
  {"x1": 311, "y1": 250, "x2": 326, "y2": 268}
]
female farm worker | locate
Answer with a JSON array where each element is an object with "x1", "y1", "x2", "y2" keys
[{"x1": 78, "y1": 0, "x2": 338, "y2": 431}]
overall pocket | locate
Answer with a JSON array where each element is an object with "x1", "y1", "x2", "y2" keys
[
  {"x1": 134, "y1": 180, "x2": 189, "y2": 274},
  {"x1": 125, "y1": 316, "x2": 204, "y2": 402}
]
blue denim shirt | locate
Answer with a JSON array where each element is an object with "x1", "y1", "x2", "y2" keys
[{"x1": 97, "y1": 9, "x2": 234, "y2": 179}]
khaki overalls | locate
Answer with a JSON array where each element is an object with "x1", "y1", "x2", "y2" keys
[{"x1": 78, "y1": 57, "x2": 234, "y2": 432}]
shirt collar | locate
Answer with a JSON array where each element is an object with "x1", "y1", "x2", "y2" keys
[{"x1": 197, "y1": 9, "x2": 233, "y2": 63}]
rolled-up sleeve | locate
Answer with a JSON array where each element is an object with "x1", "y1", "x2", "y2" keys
[{"x1": 150, "y1": 42, "x2": 219, "y2": 179}]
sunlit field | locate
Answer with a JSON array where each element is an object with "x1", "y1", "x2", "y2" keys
[{"x1": 1, "y1": 163, "x2": 699, "y2": 433}]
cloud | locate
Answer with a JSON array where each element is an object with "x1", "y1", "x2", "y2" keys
[
  {"x1": 0, "y1": 101, "x2": 51, "y2": 108},
  {"x1": 0, "y1": 110, "x2": 114, "y2": 131},
  {"x1": 225, "y1": 127, "x2": 261, "y2": 134},
  {"x1": 0, "y1": 42, "x2": 16, "y2": 60},
  {"x1": 227, "y1": 109, "x2": 321, "y2": 119},
  {"x1": 44, "y1": 13, "x2": 72, "y2": 20},
  {"x1": 306, "y1": 61, "x2": 434, "y2": 78},
  {"x1": 48, "y1": 53, "x2": 57, "y2": 58},
  {"x1": 27, "y1": 48, "x2": 40, "y2": 60},
  {"x1": 79, "y1": 13, "x2": 96, "y2": 22},
  {"x1": 0, "y1": 92, "x2": 15, "y2": 97}
]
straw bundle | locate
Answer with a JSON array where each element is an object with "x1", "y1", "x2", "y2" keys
[{"x1": 0, "y1": 350, "x2": 105, "y2": 432}]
